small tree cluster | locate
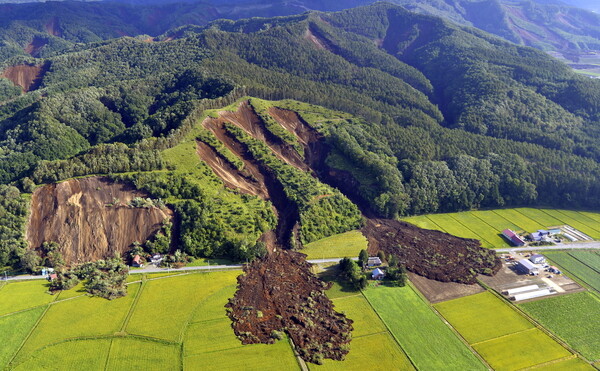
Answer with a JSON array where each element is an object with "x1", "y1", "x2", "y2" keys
[{"x1": 339, "y1": 257, "x2": 367, "y2": 290}]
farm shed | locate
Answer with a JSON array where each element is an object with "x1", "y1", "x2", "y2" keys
[
  {"x1": 511, "y1": 289, "x2": 555, "y2": 301},
  {"x1": 516, "y1": 259, "x2": 538, "y2": 275},
  {"x1": 503, "y1": 285, "x2": 539, "y2": 296},
  {"x1": 502, "y1": 229, "x2": 526, "y2": 246},
  {"x1": 529, "y1": 254, "x2": 545, "y2": 264},
  {"x1": 548, "y1": 228, "x2": 561, "y2": 235},
  {"x1": 372, "y1": 268, "x2": 385, "y2": 280}
]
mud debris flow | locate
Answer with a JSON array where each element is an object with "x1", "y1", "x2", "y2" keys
[{"x1": 1, "y1": 62, "x2": 50, "y2": 92}]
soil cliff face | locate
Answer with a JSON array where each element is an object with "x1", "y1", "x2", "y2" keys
[
  {"x1": 27, "y1": 177, "x2": 172, "y2": 265},
  {"x1": 1, "y1": 62, "x2": 49, "y2": 92}
]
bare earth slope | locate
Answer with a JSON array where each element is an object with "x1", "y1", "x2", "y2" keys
[{"x1": 27, "y1": 176, "x2": 172, "y2": 264}]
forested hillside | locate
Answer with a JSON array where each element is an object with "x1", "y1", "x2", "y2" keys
[{"x1": 1, "y1": 3, "x2": 600, "y2": 270}]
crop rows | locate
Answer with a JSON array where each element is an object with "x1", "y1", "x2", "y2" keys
[
  {"x1": 403, "y1": 208, "x2": 600, "y2": 248},
  {"x1": 434, "y1": 292, "x2": 574, "y2": 370},
  {"x1": 545, "y1": 252, "x2": 600, "y2": 292},
  {"x1": 520, "y1": 292, "x2": 600, "y2": 361}
]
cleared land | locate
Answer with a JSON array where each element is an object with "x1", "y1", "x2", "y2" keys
[
  {"x1": 300, "y1": 230, "x2": 367, "y2": 259},
  {"x1": 434, "y1": 291, "x2": 574, "y2": 370},
  {"x1": 544, "y1": 251, "x2": 600, "y2": 291},
  {"x1": 403, "y1": 209, "x2": 600, "y2": 248},
  {"x1": 520, "y1": 292, "x2": 600, "y2": 361},
  {"x1": 363, "y1": 285, "x2": 485, "y2": 370}
]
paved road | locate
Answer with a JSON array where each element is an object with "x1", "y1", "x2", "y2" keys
[
  {"x1": 495, "y1": 241, "x2": 600, "y2": 252},
  {"x1": 2, "y1": 257, "x2": 356, "y2": 282}
]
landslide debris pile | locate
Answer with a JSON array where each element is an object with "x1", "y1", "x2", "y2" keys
[
  {"x1": 226, "y1": 250, "x2": 353, "y2": 364},
  {"x1": 27, "y1": 176, "x2": 172, "y2": 264},
  {"x1": 362, "y1": 218, "x2": 501, "y2": 284}
]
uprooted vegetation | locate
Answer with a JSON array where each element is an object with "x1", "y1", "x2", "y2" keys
[
  {"x1": 226, "y1": 250, "x2": 353, "y2": 364},
  {"x1": 1, "y1": 62, "x2": 50, "y2": 92}
]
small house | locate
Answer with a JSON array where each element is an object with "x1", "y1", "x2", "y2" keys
[
  {"x1": 529, "y1": 254, "x2": 545, "y2": 264},
  {"x1": 150, "y1": 254, "x2": 163, "y2": 265},
  {"x1": 367, "y1": 257, "x2": 382, "y2": 267},
  {"x1": 516, "y1": 259, "x2": 538, "y2": 275},
  {"x1": 48, "y1": 273, "x2": 58, "y2": 281},
  {"x1": 372, "y1": 268, "x2": 385, "y2": 280},
  {"x1": 132, "y1": 255, "x2": 143, "y2": 268}
]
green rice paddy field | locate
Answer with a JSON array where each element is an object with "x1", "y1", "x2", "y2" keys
[
  {"x1": 403, "y1": 208, "x2": 600, "y2": 248},
  {"x1": 434, "y1": 292, "x2": 585, "y2": 371},
  {"x1": 301, "y1": 230, "x2": 367, "y2": 260},
  {"x1": 0, "y1": 271, "x2": 303, "y2": 371},
  {"x1": 520, "y1": 292, "x2": 600, "y2": 362},
  {"x1": 544, "y1": 250, "x2": 600, "y2": 292}
]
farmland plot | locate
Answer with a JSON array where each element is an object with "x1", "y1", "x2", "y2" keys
[
  {"x1": 107, "y1": 338, "x2": 180, "y2": 370},
  {"x1": 427, "y1": 213, "x2": 488, "y2": 245},
  {"x1": 0, "y1": 307, "x2": 45, "y2": 368},
  {"x1": 0, "y1": 280, "x2": 55, "y2": 316},
  {"x1": 301, "y1": 230, "x2": 368, "y2": 259},
  {"x1": 517, "y1": 208, "x2": 564, "y2": 228},
  {"x1": 569, "y1": 251, "x2": 600, "y2": 272},
  {"x1": 12, "y1": 338, "x2": 111, "y2": 371},
  {"x1": 492, "y1": 209, "x2": 541, "y2": 232},
  {"x1": 451, "y1": 212, "x2": 507, "y2": 247},
  {"x1": 520, "y1": 292, "x2": 600, "y2": 361},
  {"x1": 545, "y1": 252, "x2": 600, "y2": 291},
  {"x1": 363, "y1": 285, "x2": 485, "y2": 370},
  {"x1": 401, "y1": 215, "x2": 445, "y2": 232},
  {"x1": 531, "y1": 357, "x2": 595, "y2": 370},
  {"x1": 548, "y1": 210, "x2": 600, "y2": 239}
]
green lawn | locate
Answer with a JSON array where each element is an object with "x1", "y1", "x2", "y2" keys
[
  {"x1": 0, "y1": 280, "x2": 55, "y2": 316},
  {"x1": 402, "y1": 208, "x2": 600, "y2": 248},
  {"x1": 301, "y1": 230, "x2": 368, "y2": 260},
  {"x1": 520, "y1": 292, "x2": 600, "y2": 361},
  {"x1": 363, "y1": 285, "x2": 485, "y2": 371},
  {"x1": 434, "y1": 291, "x2": 533, "y2": 344},
  {"x1": 473, "y1": 328, "x2": 572, "y2": 371},
  {"x1": 0, "y1": 307, "x2": 45, "y2": 368}
]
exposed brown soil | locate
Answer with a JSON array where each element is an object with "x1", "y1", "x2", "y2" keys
[
  {"x1": 362, "y1": 218, "x2": 500, "y2": 284},
  {"x1": 24, "y1": 36, "x2": 48, "y2": 57},
  {"x1": 1, "y1": 62, "x2": 49, "y2": 92},
  {"x1": 202, "y1": 104, "x2": 300, "y2": 248},
  {"x1": 408, "y1": 272, "x2": 484, "y2": 304},
  {"x1": 45, "y1": 17, "x2": 61, "y2": 37},
  {"x1": 226, "y1": 250, "x2": 352, "y2": 363},
  {"x1": 196, "y1": 141, "x2": 268, "y2": 198},
  {"x1": 304, "y1": 26, "x2": 332, "y2": 52},
  {"x1": 27, "y1": 176, "x2": 173, "y2": 265}
]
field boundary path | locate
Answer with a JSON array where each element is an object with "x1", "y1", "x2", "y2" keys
[{"x1": 495, "y1": 241, "x2": 600, "y2": 252}]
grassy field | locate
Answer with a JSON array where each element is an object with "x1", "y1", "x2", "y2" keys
[
  {"x1": 544, "y1": 252, "x2": 600, "y2": 292},
  {"x1": 434, "y1": 291, "x2": 533, "y2": 344},
  {"x1": 363, "y1": 285, "x2": 485, "y2": 370},
  {"x1": 3, "y1": 271, "x2": 301, "y2": 371},
  {"x1": 434, "y1": 291, "x2": 575, "y2": 370},
  {"x1": 530, "y1": 357, "x2": 595, "y2": 371},
  {"x1": 0, "y1": 307, "x2": 45, "y2": 367},
  {"x1": 301, "y1": 230, "x2": 367, "y2": 260},
  {"x1": 520, "y1": 292, "x2": 600, "y2": 361},
  {"x1": 403, "y1": 208, "x2": 600, "y2": 248},
  {"x1": 312, "y1": 286, "x2": 414, "y2": 370},
  {"x1": 0, "y1": 280, "x2": 55, "y2": 316},
  {"x1": 472, "y1": 328, "x2": 572, "y2": 371}
]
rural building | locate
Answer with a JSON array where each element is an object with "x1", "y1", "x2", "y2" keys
[
  {"x1": 530, "y1": 230, "x2": 550, "y2": 241},
  {"x1": 548, "y1": 228, "x2": 561, "y2": 235},
  {"x1": 502, "y1": 229, "x2": 526, "y2": 246},
  {"x1": 48, "y1": 273, "x2": 58, "y2": 281},
  {"x1": 511, "y1": 288, "x2": 555, "y2": 301},
  {"x1": 150, "y1": 254, "x2": 163, "y2": 265},
  {"x1": 372, "y1": 268, "x2": 385, "y2": 280},
  {"x1": 516, "y1": 259, "x2": 538, "y2": 275},
  {"x1": 368, "y1": 257, "x2": 382, "y2": 267},
  {"x1": 529, "y1": 254, "x2": 545, "y2": 264},
  {"x1": 503, "y1": 284, "x2": 539, "y2": 296}
]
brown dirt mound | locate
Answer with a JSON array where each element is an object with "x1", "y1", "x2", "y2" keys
[
  {"x1": 27, "y1": 176, "x2": 173, "y2": 265},
  {"x1": 226, "y1": 249, "x2": 353, "y2": 364},
  {"x1": 1, "y1": 62, "x2": 49, "y2": 92},
  {"x1": 24, "y1": 36, "x2": 48, "y2": 57},
  {"x1": 196, "y1": 141, "x2": 268, "y2": 198},
  {"x1": 362, "y1": 218, "x2": 501, "y2": 284}
]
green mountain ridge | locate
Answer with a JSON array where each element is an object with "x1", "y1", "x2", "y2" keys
[{"x1": 1, "y1": 3, "x2": 600, "y2": 270}]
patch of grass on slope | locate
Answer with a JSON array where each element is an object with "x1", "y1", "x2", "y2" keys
[
  {"x1": 301, "y1": 230, "x2": 367, "y2": 260},
  {"x1": 363, "y1": 285, "x2": 485, "y2": 370}
]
